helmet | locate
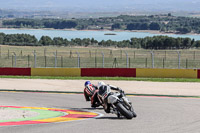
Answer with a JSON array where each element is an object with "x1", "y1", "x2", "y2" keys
[
  {"x1": 85, "y1": 81, "x2": 91, "y2": 87},
  {"x1": 84, "y1": 81, "x2": 95, "y2": 96},
  {"x1": 98, "y1": 81, "x2": 106, "y2": 88},
  {"x1": 98, "y1": 85, "x2": 111, "y2": 100}
]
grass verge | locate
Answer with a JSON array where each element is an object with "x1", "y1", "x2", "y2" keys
[{"x1": 0, "y1": 76, "x2": 200, "y2": 82}]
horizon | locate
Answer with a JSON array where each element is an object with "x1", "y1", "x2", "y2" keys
[{"x1": 1, "y1": 0, "x2": 200, "y2": 13}]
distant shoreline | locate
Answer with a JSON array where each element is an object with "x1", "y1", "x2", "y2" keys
[{"x1": 0, "y1": 28, "x2": 199, "y2": 36}]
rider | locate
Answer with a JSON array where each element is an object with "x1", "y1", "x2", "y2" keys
[
  {"x1": 97, "y1": 81, "x2": 122, "y2": 113},
  {"x1": 84, "y1": 81, "x2": 100, "y2": 108}
]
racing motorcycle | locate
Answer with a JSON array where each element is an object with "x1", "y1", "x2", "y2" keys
[{"x1": 97, "y1": 86, "x2": 137, "y2": 119}]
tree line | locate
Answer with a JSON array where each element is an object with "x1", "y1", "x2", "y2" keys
[
  {"x1": 0, "y1": 32, "x2": 200, "y2": 49},
  {"x1": 2, "y1": 14, "x2": 200, "y2": 34}
]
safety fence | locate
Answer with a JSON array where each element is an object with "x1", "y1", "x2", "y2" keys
[
  {"x1": 1, "y1": 48, "x2": 200, "y2": 69},
  {"x1": 0, "y1": 67, "x2": 199, "y2": 79}
]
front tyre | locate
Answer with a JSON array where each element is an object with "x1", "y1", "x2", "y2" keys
[{"x1": 115, "y1": 102, "x2": 133, "y2": 119}]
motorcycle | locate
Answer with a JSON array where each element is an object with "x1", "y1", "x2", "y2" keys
[{"x1": 97, "y1": 86, "x2": 137, "y2": 119}]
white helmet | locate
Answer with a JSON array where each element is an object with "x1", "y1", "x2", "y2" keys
[{"x1": 98, "y1": 81, "x2": 106, "y2": 88}]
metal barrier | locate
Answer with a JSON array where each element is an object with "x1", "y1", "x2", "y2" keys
[{"x1": 0, "y1": 48, "x2": 200, "y2": 69}]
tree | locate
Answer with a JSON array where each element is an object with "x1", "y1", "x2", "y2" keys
[
  {"x1": 176, "y1": 27, "x2": 191, "y2": 34},
  {"x1": 149, "y1": 22, "x2": 160, "y2": 30},
  {"x1": 39, "y1": 36, "x2": 53, "y2": 46},
  {"x1": 111, "y1": 23, "x2": 121, "y2": 30}
]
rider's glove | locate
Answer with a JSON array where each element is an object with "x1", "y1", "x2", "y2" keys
[{"x1": 117, "y1": 87, "x2": 124, "y2": 93}]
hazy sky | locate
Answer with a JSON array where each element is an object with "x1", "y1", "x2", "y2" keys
[{"x1": 1, "y1": 0, "x2": 200, "y2": 12}]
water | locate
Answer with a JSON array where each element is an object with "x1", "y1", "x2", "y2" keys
[{"x1": 0, "y1": 29, "x2": 200, "y2": 41}]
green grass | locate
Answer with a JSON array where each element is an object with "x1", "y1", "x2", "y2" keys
[
  {"x1": 0, "y1": 76, "x2": 200, "y2": 82},
  {"x1": 1, "y1": 45, "x2": 200, "y2": 68}
]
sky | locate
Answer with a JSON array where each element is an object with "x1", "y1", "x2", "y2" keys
[{"x1": 1, "y1": 0, "x2": 200, "y2": 12}]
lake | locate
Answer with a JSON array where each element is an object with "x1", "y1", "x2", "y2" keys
[{"x1": 0, "y1": 29, "x2": 200, "y2": 41}]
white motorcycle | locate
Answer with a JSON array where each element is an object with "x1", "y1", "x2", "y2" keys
[{"x1": 97, "y1": 86, "x2": 137, "y2": 119}]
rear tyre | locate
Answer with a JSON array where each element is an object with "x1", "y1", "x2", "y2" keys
[{"x1": 115, "y1": 102, "x2": 133, "y2": 119}]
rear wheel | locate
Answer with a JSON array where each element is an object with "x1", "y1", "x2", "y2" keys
[{"x1": 115, "y1": 102, "x2": 133, "y2": 119}]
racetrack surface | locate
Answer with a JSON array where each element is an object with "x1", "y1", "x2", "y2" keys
[{"x1": 0, "y1": 92, "x2": 200, "y2": 133}]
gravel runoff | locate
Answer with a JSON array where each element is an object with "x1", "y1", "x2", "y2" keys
[{"x1": 0, "y1": 107, "x2": 39, "y2": 121}]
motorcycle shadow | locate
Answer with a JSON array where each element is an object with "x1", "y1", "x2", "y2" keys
[
  {"x1": 70, "y1": 107, "x2": 104, "y2": 111},
  {"x1": 81, "y1": 107, "x2": 104, "y2": 110},
  {"x1": 96, "y1": 116, "x2": 125, "y2": 120}
]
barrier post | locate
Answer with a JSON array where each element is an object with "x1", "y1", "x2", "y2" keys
[
  {"x1": 89, "y1": 50, "x2": 91, "y2": 58},
  {"x1": 125, "y1": 51, "x2": 128, "y2": 68},
  {"x1": 163, "y1": 58, "x2": 165, "y2": 68},
  {"x1": 76, "y1": 52, "x2": 80, "y2": 68},
  {"x1": 33, "y1": 50, "x2": 36, "y2": 68},
  {"x1": 54, "y1": 51, "x2": 57, "y2": 68},
  {"x1": 12, "y1": 55, "x2": 13, "y2": 67},
  {"x1": 151, "y1": 51, "x2": 154, "y2": 68},
  {"x1": 44, "y1": 48, "x2": 46, "y2": 57},
  {"x1": 44, "y1": 56, "x2": 47, "y2": 67},
  {"x1": 8, "y1": 49, "x2": 9, "y2": 59},
  {"x1": 61, "y1": 56, "x2": 63, "y2": 67},
  {"x1": 101, "y1": 52, "x2": 104, "y2": 68},
  {"x1": 186, "y1": 59, "x2": 188, "y2": 69},
  {"x1": 120, "y1": 50, "x2": 122, "y2": 59},
  {"x1": 145, "y1": 58, "x2": 147, "y2": 68},
  {"x1": 0, "y1": 46, "x2": 1, "y2": 58},
  {"x1": 177, "y1": 51, "x2": 181, "y2": 69},
  {"x1": 95, "y1": 56, "x2": 97, "y2": 68},
  {"x1": 12, "y1": 52, "x2": 16, "y2": 67},
  {"x1": 28, "y1": 55, "x2": 30, "y2": 67}
]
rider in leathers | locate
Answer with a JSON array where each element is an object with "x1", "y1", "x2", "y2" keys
[
  {"x1": 97, "y1": 81, "x2": 122, "y2": 113},
  {"x1": 84, "y1": 81, "x2": 100, "y2": 107}
]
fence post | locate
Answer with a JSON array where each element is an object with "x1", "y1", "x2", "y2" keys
[
  {"x1": 8, "y1": 49, "x2": 9, "y2": 59},
  {"x1": 44, "y1": 56, "x2": 47, "y2": 67},
  {"x1": 110, "y1": 50, "x2": 113, "y2": 57},
  {"x1": 44, "y1": 48, "x2": 46, "y2": 57},
  {"x1": 125, "y1": 51, "x2": 128, "y2": 68},
  {"x1": 54, "y1": 51, "x2": 57, "y2": 68},
  {"x1": 145, "y1": 58, "x2": 147, "y2": 68},
  {"x1": 61, "y1": 56, "x2": 63, "y2": 67},
  {"x1": 163, "y1": 58, "x2": 165, "y2": 68},
  {"x1": 193, "y1": 51, "x2": 195, "y2": 60},
  {"x1": 89, "y1": 50, "x2": 91, "y2": 58},
  {"x1": 0, "y1": 46, "x2": 1, "y2": 58},
  {"x1": 76, "y1": 52, "x2": 80, "y2": 68},
  {"x1": 28, "y1": 55, "x2": 30, "y2": 67},
  {"x1": 101, "y1": 52, "x2": 104, "y2": 68},
  {"x1": 33, "y1": 50, "x2": 36, "y2": 68},
  {"x1": 12, "y1": 52, "x2": 16, "y2": 67},
  {"x1": 177, "y1": 51, "x2": 181, "y2": 69},
  {"x1": 120, "y1": 50, "x2": 122, "y2": 59},
  {"x1": 186, "y1": 59, "x2": 188, "y2": 69},
  {"x1": 151, "y1": 51, "x2": 154, "y2": 68},
  {"x1": 20, "y1": 50, "x2": 23, "y2": 58}
]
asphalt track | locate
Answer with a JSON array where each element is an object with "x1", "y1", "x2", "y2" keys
[{"x1": 0, "y1": 92, "x2": 200, "y2": 133}]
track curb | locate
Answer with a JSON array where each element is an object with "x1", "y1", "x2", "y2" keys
[{"x1": 1, "y1": 89, "x2": 200, "y2": 98}]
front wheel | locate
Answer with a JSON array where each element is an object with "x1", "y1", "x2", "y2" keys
[{"x1": 115, "y1": 102, "x2": 134, "y2": 119}]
